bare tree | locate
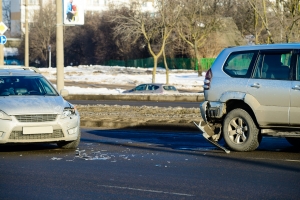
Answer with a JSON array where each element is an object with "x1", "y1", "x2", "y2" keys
[
  {"x1": 112, "y1": 0, "x2": 182, "y2": 83},
  {"x1": 176, "y1": 0, "x2": 220, "y2": 73},
  {"x1": 248, "y1": 0, "x2": 275, "y2": 44},
  {"x1": 270, "y1": 0, "x2": 300, "y2": 43},
  {"x1": 18, "y1": 2, "x2": 56, "y2": 67},
  {"x1": 2, "y1": 0, "x2": 11, "y2": 29}
]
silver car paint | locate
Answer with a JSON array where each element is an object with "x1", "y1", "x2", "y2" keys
[
  {"x1": 202, "y1": 43, "x2": 300, "y2": 129},
  {"x1": 0, "y1": 96, "x2": 67, "y2": 115}
]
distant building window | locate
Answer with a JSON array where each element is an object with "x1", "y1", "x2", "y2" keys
[
  {"x1": 87, "y1": 0, "x2": 103, "y2": 6},
  {"x1": 93, "y1": 0, "x2": 100, "y2": 6},
  {"x1": 29, "y1": 0, "x2": 39, "y2": 5}
]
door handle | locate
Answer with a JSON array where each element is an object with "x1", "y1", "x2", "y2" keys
[
  {"x1": 292, "y1": 85, "x2": 300, "y2": 90},
  {"x1": 250, "y1": 83, "x2": 260, "y2": 88}
]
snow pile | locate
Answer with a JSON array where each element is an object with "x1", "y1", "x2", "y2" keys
[{"x1": 39, "y1": 65, "x2": 205, "y2": 95}]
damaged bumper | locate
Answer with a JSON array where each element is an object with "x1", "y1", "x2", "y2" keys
[{"x1": 200, "y1": 101, "x2": 226, "y2": 122}]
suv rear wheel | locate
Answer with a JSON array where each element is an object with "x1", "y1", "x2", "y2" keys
[{"x1": 223, "y1": 109, "x2": 260, "y2": 151}]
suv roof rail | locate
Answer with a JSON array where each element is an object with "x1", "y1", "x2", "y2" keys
[{"x1": 0, "y1": 65, "x2": 41, "y2": 73}]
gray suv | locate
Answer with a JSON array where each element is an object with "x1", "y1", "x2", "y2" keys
[
  {"x1": 200, "y1": 43, "x2": 300, "y2": 151},
  {"x1": 0, "y1": 67, "x2": 80, "y2": 149}
]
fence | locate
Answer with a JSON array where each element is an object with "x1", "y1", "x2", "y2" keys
[{"x1": 104, "y1": 57, "x2": 216, "y2": 71}]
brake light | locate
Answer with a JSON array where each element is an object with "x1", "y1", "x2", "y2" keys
[{"x1": 203, "y1": 69, "x2": 212, "y2": 90}]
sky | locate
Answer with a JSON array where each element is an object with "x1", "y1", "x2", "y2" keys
[{"x1": 39, "y1": 65, "x2": 205, "y2": 95}]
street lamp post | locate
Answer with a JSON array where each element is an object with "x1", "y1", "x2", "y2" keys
[
  {"x1": 48, "y1": 45, "x2": 51, "y2": 68},
  {"x1": 56, "y1": 0, "x2": 64, "y2": 92},
  {"x1": 25, "y1": 0, "x2": 29, "y2": 67}
]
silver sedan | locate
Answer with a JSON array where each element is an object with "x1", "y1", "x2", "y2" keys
[
  {"x1": 0, "y1": 68, "x2": 80, "y2": 149},
  {"x1": 123, "y1": 83, "x2": 179, "y2": 94}
]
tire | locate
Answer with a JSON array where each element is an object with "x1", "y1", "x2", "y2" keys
[
  {"x1": 285, "y1": 137, "x2": 300, "y2": 148},
  {"x1": 223, "y1": 109, "x2": 260, "y2": 152},
  {"x1": 57, "y1": 129, "x2": 81, "y2": 149}
]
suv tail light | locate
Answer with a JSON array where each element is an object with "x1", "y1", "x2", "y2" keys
[{"x1": 203, "y1": 69, "x2": 212, "y2": 90}]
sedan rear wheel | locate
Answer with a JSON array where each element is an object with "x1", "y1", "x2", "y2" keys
[{"x1": 223, "y1": 109, "x2": 260, "y2": 152}]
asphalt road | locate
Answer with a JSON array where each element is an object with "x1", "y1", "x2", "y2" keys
[{"x1": 1, "y1": 127, "x2": 299, "y2": 200}]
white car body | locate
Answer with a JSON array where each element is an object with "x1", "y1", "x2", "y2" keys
[{"x1": 0, "y1": 67, "x2": 80, "y2": 149}]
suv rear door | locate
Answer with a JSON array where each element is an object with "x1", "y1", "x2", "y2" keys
[
  {"x1": 247, "y1": 50, "x2": 292, "y2": 127},
  {"x1": 290, "y1": 53, "x2": 300, "y2": 126}
]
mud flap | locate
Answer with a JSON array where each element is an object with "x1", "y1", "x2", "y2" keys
[{"x1": 193, "y1": 121, "x2": 230, "y2": 154}]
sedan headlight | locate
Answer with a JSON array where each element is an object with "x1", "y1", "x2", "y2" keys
[
  {"x1": 61, "y1": 106, "x2": 77, "y2": 119},
  {"x1": 0, "y1": 110, "x2": 12, "y2": 121}
]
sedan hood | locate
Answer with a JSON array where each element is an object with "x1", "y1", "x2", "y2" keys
[{"x1": 0, "y1": 96, "x2": 69, "y2": 115}]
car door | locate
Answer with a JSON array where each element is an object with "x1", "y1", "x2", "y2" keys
[
  {"x1": 247, "y1": 50, "x2": 292, "y2": 127},
  {"x1": 290, "y1": 53, "x2": 300, "y2": 126},
  {"x1": 146, "y1": 84, "x2": 156, "y2": 93},
  {"x1": 134, "y1": 84, "x2": 147, "y2": 93}
]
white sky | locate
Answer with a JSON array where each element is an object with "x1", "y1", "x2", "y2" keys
[{"x1": 39, "y1": 65, "x2": 205, "y2": 95}]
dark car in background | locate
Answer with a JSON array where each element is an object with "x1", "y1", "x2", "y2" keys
[{"x1": 123, "y1": 83, "x2": 179, "y2": 94}]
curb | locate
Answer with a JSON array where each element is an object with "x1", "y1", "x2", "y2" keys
[
  {"x1": 80, "y1": 120, "x2": 199, "y2": 131},
  {"x1": 65, "y1": 94, "x2": 204, "y2": 102},
  {"x1": 72, "y1": 94, "x2": 204, "y2": 131}
]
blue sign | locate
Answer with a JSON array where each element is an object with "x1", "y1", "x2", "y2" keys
[{"x1": 0, "y1": 35, "x2": 7, "y2": 45}]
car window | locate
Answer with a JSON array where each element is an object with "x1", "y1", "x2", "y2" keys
[
  {"x1": 135, "y1": 84, "x2": 146, "y2": 91},
  {"x1": 253, "y1": 52, "x2": 292, "y2": 80},
  {"x1": 0, "y1": 76, "x2": 58, "y2": 96},
  {"x1": 147, "y1": 85, "x2": 159, "y2": 90},
  {"x1": 223, "y1": 51, "x2": 256, "y2": 78},
  {"x1": 297, "y1": 54, "x2": 300, "y2": 81},
  {"x1": 163, "y1": 86, "x2": 177, "y2": 91},
  {"x1": 38, "y1": 77, "x2": 58, "y2": 95}
]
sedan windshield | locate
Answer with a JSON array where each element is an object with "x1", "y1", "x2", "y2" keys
[{"x1": 0, "y1": 76, "x2": 58, "y2": 96}]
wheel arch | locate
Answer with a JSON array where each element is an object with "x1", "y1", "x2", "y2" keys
[{"x1": 225, "y1": 99, "x2": 259, "y2": 128}]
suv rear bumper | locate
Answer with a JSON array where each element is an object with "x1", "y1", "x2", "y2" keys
[{"x1": 200, "y1": 101, "x2": 226, "y2": 122}]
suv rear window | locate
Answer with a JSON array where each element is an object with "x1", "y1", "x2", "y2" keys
[
  {"x1": 253, "y1": 51, "x2": 292, "y2": 80},
  {"x1": 223, "y1": 51, "x2": 256, "y2": 78},
  {"x1": 297, "y1": 54, "x2": 300, "y2": 81}
]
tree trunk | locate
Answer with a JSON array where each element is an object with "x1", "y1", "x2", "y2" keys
[
  {"x1": 163, "y1": 48, "x2": 169, "y2": 84},
  {"x1": 194, "y1": 42, "x2": 202, "y2": 76},
  {"x1": 152, "y1": 56, "x2": 158, "y2": 83}
]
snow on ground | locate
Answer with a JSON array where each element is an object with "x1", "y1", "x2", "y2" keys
[{"x1": 39, "y1": 65, "x2": 205, "y2": 95}]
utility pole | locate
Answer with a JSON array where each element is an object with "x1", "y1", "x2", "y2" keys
[
  {"x1": 56, "y1": 0, "x2": 64, "y2": 92},
  {"x1": 25, "y1": 0, "x2": 29, "y2": 67},
  {"x1": 48, "y1": 44, "x2": 51, "y2": 68},
  {"x1": 0, "y1": 0, "x2": 3, "y2": 66}
]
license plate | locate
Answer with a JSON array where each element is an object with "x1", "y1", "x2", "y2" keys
[{"x1": 23, "y1": 126, "x2": 53, "y2": 134}]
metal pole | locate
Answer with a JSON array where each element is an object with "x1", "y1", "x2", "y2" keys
[
  {"x1": 25, "y1": 0, "x2": 29, "y2": 67},
  {"x1": 0, "y1": 0, "x2": 4, "y2": 66},
  {"x1": 49, "y1": 51, "x2": 51, "y2": 68},
  {"x1": 48, "y1": 45, "x2": 51, "y2": 68},
  {"x1": 56, "y1": 0, "x2": 64, "y2": 92}
]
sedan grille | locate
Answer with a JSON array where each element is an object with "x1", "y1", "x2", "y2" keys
[
  {"x1": 9, "y1": 130, "x2": 64, "y2": 140},
  {"x1": 15, "y1": 114, "x2": 57, "y2": 122}
]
